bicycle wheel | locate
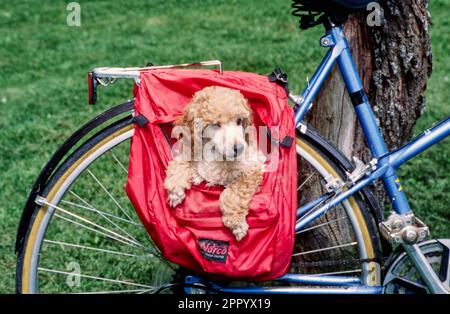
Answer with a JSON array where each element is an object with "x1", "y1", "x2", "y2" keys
[{"x1": 16, "y1": 101, "x2": 383, "y2": 293}]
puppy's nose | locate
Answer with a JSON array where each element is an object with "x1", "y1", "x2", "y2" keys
[{"x1": 233, "y1": 143, "x2": 244, "y2": 157}]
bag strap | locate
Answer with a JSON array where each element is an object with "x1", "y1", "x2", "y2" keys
[
  {"x1": 266, "y1": 128, "x2": 294, "y2": 149},
  {"x1": 134, "y1": 114, "x2": 174, "y2": 149},
  {"x1": 134, "y1": 114, "x2": 149, "y2": 127},
  {"x1": 268, "y1": 67, "x2": 289, "y2": 95}
]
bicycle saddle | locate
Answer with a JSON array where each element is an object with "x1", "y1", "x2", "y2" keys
[
  {"x1": 292, "y1": 0, "x2": 379, "y2": 29},
  {"x1": 331, "y1": 0, "x2": 375, "y2": 10},
  {"x1": 292, "y1": 0, "x2": 377, "y2": 12}
]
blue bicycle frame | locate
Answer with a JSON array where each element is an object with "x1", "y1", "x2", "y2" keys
[{"x1": 188, "y1": 25, "x2": 450, "y2": 294}]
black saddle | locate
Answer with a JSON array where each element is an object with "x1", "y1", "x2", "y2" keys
[
  {"x1": 294, "y1": 0, "x2": 376, "y2": 11},
  {"x1": 333, "y1": 0, "x2": 375, "y2": 9},
  {"x1": 291, "y1": 0, "x2": 380, "y2": 29}
]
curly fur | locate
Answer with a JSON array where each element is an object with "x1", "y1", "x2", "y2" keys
[{"x1": 164, "y1": 86, "x2": 265, "y2": 241}]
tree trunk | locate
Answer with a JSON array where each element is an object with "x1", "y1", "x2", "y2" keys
[{"x1": 293, "y1": 0, "x2": 432, "y2": 273}]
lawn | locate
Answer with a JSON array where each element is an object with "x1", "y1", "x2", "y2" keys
[{"x1": 0, "y1": 0, "x2": 448, "y2": 293}]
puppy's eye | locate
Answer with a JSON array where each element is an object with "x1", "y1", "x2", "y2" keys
[
  {"x1": 210, "y1": 123, "x2": 221, "y2": 128},
  {"x1": 236, "y1": 118, "x2": 242, "y2": 126}
]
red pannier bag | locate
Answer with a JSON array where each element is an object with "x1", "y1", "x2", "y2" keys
[{"x1": 125, "y1": 69, "x2": 297, "y2": 281}]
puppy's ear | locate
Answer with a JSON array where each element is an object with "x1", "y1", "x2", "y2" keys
[
  {"x1": 173, "y1": 103, "x2": 198, "y2": 161},
  {"x1": 238, "y1": 96, "x2": 254, "y2": 146},
  {"x1": 239, "y1": 96, "x2": 253, "y2": 127},
  {"x1": 242, "y1": 115, "x2": 255, "y2": 148},
  {"x1": 242, "y1": 120, "x2": 249, "y2": 148},
  {"x1": 175, "y1": 106, "x2": 193, "y2": 128},
  {"x1": 242, "y1": 116, "x2": 252, "y2": 129}
]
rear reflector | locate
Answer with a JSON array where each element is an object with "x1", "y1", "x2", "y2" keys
[{"x1": 88, "y1": 72, "x2": 97, "y2": 105}]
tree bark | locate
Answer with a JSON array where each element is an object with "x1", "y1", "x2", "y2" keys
[{"x1": 293, "y1": 0, "x2": 432, "y2": 273}]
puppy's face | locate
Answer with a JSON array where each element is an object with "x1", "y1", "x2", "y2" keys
[
  {"x1": 203, "y1": 116, "x2": 249, "y2": 160},
  {"x1": 176, "y1": 86, "x2": 252, "y2": 161}
]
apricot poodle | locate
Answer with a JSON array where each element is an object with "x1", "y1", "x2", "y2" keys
[{"x1": 164, "y1": 86, "x2": 266, "y2": 241}]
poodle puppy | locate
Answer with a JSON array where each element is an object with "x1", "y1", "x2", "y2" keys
[{"x1": 164, "y1": 86, "x2": 266, "y2": 241}]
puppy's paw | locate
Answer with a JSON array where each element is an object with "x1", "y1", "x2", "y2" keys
[
  {"x1": 232, "y1": 221, "x2": 249, "y2": 241},
  {"x1": 191, "y1": 172, "x2": 203, "y2": 186},
  {"x1": 167, "y1": 186, "x2": 185, "y2": 207},
  {"x1": 222, "y1": 216, "x2": 248, "y2": 241}
]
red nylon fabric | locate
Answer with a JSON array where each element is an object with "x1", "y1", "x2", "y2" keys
[{"x1": 125, "y1": 69, "x2": 297, "y2": 281}]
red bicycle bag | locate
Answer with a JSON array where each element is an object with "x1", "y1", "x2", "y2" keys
[{"x1": 125, "y1": 69, "x2": 297, "y2": 281}]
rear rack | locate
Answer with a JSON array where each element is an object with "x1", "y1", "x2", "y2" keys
[{"x1": 88, "y1": 60, "x2": 223, "y2": 104}]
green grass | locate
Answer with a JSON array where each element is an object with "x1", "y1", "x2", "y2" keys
[{"x1": 0, "y1": 0, "x2": 448, "y2": 293}]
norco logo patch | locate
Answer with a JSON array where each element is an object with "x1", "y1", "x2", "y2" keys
[{"x1": 198, "y1": 238, "x2": 229, "y2": 263}]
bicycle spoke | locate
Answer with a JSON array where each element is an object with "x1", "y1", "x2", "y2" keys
[
  {"x1": 110, "y1": 152, "x2": 128, "y2": 174},
  {"x1": 64, "y1": 194, "x2": 141, "y2": 244},
  {"x1": 87, "y1": 169, "x2": 136, "y2": 223},
  {"x1": 40, "y1": 198, "x2": 143, "y2": 248},
  {"x1": 43, "y1": 239, "x2": 142, "y2": 258},
  {"x1": 70, "y1": 185, "x2": 173, "y2": 265},
  {"x1": 54, "y1": 213, "x2": 143, "y2": 250},
  {"x1": 53, "y1": 213, "x2": 177, "y2": 273},
  {"x1": 61, "y1": 199, "x2": 135, "y2": 226},
  {"x1": 38, "y1": 267, "x2": 154, "y2": 290},
  {"x1": 67, "y1": 191, "x2": 152, "y2": 252},
  {"x1": 68, "y1": 191, "x2": 138, "y2": 225},
  {"x1": 298, "y1": 173, "x2": 315, "y2": 191},
  {"x1": 53, "y1": 204, "x2": 172, "y2": 267},
  {"x1": 292, "y1": 241, "x2": 357, "y2": 256},
  {"x1": 62, "y1": 195, "x2": 170, "y2": 265},
  {"x1": 295, "y1": 216, "x2": 348, "y2": 235},
  {"x1": 137, "y1": 289, "x2": 155, "y2": 294},
  {"x1": 61, "y1": 202, "x2": 140, "y2": 248},
  {"x1": 296, "y1": 186, "x2": 339, "y2": 227},
  {"x1": 54, "y1": 202, "x2": 175, "y2": 270}
]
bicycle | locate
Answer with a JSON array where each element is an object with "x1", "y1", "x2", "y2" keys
[{"x1": 15, "y1": 0, "x2": 450, "y2": 294}]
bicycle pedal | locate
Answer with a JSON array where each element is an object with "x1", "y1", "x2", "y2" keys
[{"x1": 380, "y1": 212, "x2": 430, "y2": 245}]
